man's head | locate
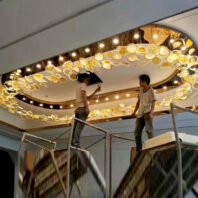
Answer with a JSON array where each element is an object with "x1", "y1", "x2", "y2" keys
[
  {"x1": 77, "y1": 73, "x2": 91, "y2": 85},
  {"x1": 139, "y1": 74, "x2": 150, "y2": 88}
]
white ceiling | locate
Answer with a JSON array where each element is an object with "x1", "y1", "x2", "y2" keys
[
  {"x1": 23, "y1": 51, "x2": 174, "y2": 102},
  {"x1": 0, "y1": 0, "x2": 109, "y2": 48},
  {"x1": 0, "y1": 0, "x2": 197, "y2": 74},
  {"x1": 0, "y1": 5, "x2": 198, "y2": 137}
]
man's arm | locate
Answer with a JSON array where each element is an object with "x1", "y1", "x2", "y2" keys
[
  {"x1": 81, "y1": 90, "x2": 89, "y2": 113},
  {"x1": 149, "y1": 100, "x2": 156, "y2": 116},
  {"x1": 87, "y1": 85, "x2": 101, "y2": 99},
  {"x1": 132, "y1": 98, "x2": 140, "y2": 117}
]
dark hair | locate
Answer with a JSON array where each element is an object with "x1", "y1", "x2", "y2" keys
[
  {"x1": 77, "y1": 73, "x2": 91, "y2": 83},
  {"x1": 139, "y1": 74, "x2": 150, "y2": 85}
]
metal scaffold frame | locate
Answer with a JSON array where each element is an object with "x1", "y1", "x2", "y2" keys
[
  {"x1": 66, "y1": 117, "x2": 108, "y2": 198},
  {"x1": 16, "y1": 132, "x2": 68, "y2": 198},
  {"x1": 170, "y1": 103, "x2": 198, "y2": 198},
  {"x1": 17, "y1": 118, "x2": 109, "y2": 198}
]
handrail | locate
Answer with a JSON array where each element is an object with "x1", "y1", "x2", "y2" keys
[
  {"x1": 111, "y1": 134, "x2": 135, "y2": 142},
  {"x1": 74, "y1": 117, "x2": 108, "y2": 134},
  {"x1": 22, "y1": 132, "x2": 56, "y2": 145},
  {"x1": 170, "y1": 103, "x2": 198, "y2": 198},
  {"x1": 171, "y1": 104, "x2": 198, "y2": 115}
]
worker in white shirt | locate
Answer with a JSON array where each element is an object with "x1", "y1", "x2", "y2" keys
[
  {"x1": 132, "y1": 74, "x2": 156, "y2": 153},
  {"x1": 72, "y1": 73, "x2": 101, "y2": 148}
]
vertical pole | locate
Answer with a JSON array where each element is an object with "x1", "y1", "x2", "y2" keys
[
  {"x1": 50, "y1": 150, "x2": 67, "y2": 198},
  {"x1": 104, "y1": 133, "x2": 108, "y2": 198},
  {"x1": 170, "y1": 103, "x2": 183, "y2": 198},
  {"x1": 67, "y1": 120, "x2": 75, "y2": 198},
  {"x1": 109, "y1": 134, "x2": 112, "y2": 198},
  {"x1": 16, "y1": 133, "x2": 26, "y2": 198}
]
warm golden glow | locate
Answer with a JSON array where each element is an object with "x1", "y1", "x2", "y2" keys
[
  {"x1": 99, "y1": 43, "x2": 105, "y2": 48},
  {"x1": 112, "y1": 38, "x2": 119, "y2": 45}
]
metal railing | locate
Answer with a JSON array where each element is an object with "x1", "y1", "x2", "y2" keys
[
  {"x1": 66, "y1": 117, "x2": 108, "y2": 198},
  {"x1": 170, "y1": 103, "x2": 198, "y2": 198},
  {"x1": 16, "y1": 133, "x2": 68, "y2": 198},
  {"x1": 109, "y1": 134, "x2": 135, "y2": 198}
]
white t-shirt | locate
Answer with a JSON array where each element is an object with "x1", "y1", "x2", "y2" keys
[
  {"x1": 137, "y1": 87, "x2": 156, "y2": 118},
  {"x1": 76, "y1": 83, "x2": 87, "y2": 108}
]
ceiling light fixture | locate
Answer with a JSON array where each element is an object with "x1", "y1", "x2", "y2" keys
[
  {"x1": 96, "y1": 99, "x2": 99, "y2": 103},
  {"x1": 36, "y1": 64, "x2": 42, "y2": 69},
  {"x1": 163, "y1": 86, "x2": 167, "y2": 90},
  {"x1": 47, "y1": 60, "x2": 52, "y2": 65},
  {"x1": 22, "y1": 97, "x2": 26, "y2": 101},
  {"x1": 126, "y1": 93, "x2": 130, "y2": 97},
  {"x1": 26, "y1": 67, "x2": 32, "y2": 72},
  {"x1": 113, "y1": 38, "x2": 119, "y2": 45},
  {"x1": 59, "y1": 105, "x2": 63, "y2": 109},
  {"x1": 70, "y1": 104, "x2": 74, "y2": 108},
  {"x1": 153, "y1": 34, "x2": 158, "y2": 39},
  {"x1": 105, "y1": 97, "x2": 109, "y2": 101},
  {"x1": 170, "y1": 39, "x2": 175, "y2": 43},
  {"x1": 115, "y1": 95, "x2": 120, "y2": 100},
  {"x1": 133, "y1": 33, "x2": 140, "y2": 39},
  {"x1": 71, "y1": 52, "x2": 77, "y2": 57},
  {"x1": 17, "y1": 69, "x2": 22, "y2": 73},
  {"x1": 173, "y1": 80, "x2": 178, "y2": 84},
  {"x1": 85, "y1": 48, "x2": 90, "y2": 53},
  {"x1": 99, "y1": 43, "x2": 105, "y2": 49},
  {"x1": 58, "y1": 56, "x2": 64, "y2": 61},
  {"x1": 50, "y1": 105, "x2": 53, "y2": 109},
  {"x1": 39, "y1": 103, "x2": 43, "y2": 107},
  {"x1": 30, "y1": 100, "x2": 34, "y2": 104}
]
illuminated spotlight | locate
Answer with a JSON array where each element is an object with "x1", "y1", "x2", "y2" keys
[
  {"x1": 112, "y1": 38, "x2": 119, "y2": 45},
  {"x1": 17, "y1": 69, "x2": 22, "y2": 73},
  {"x1": 71, "y1": 52, "x2": 77, "y2": 57},
  {"x1": 59, "y1": 105, "x2": 63, "y2": 109},
  {"x1": 153, "y1": 34, "x2": 158, "y2": 39},
  {"x1": 22, "y1": 97, "x2": 26, "y2": 101},
  {"x1": 105, "y1": 97, "x2": 109, "y2": 101},
  {"x1": 58, "y1": 56, "x2": 64, "y2": 62},
  {"x1": 163, "y1": 86, "x2": 167, "y2": 90},
  {"x1": 181, "y1": 46, "x2": 186, "y2": 51},
  {"x1": 36, "y1": 64, "x2": 42, "y2": 69},
  {"x1": 50, "y1": 105, "x2": 53, "y2": 109},
  {"x1": 99, "y1": 43, "x2": 105, "y2": 49},
  {"x1": 70, "y1": 104, "x2": 74, "y2": 108},
  {"x1": 47, "y1": 60, "x2": 52, "y2": 65},
  {"x1": 85, "y1": 48, "x2": 90, "y2": 53},
  {"x1": 174, "y1": 80, "x2": 178, "y2": 84},
  {"x1": 133, "y1": 33, "x2": 140, "y2": 39},
  {"x1": 39, "y1": 103, "x2": 43, "y2": 107},
  {"x1": 9, "y1": 75, "x2": 14, "y2": 79},
  {"x1": 115, "y1": 95, "x2": 120, "y2": 100},
  {"x1": 126, "y1": 93, "x2": 130, "y2": 97},
  {"x1": 26, "y1": 67, "x2": 32, "y2": 72},
  {"x1": 169, "y1": 39, "x2": 175, "y2": 44},
  {"x1": 30, "y1": 100, "x2": 34, "y2": 104},
  {"x1": 96, "y1": 99, "x2": 99, "y2": 103}
]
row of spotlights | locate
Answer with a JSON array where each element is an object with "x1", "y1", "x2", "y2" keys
[{"x1": 14, "y1": 33, "x2": 164, "y2": 74}]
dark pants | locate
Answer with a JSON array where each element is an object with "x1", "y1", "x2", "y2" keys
[
  {"x1": 72, "y1": 107, "x2": 89, "y2": 146},
  {"x1": 134, "y1": 113, "x2": 154, "y2": 152}
]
